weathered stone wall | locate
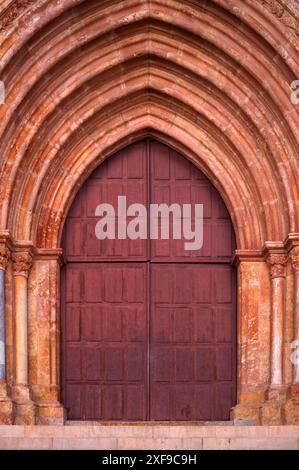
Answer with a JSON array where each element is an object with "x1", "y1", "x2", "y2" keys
[{"x1": 0, "y1": 0, "x2": 299, "y2": 424}]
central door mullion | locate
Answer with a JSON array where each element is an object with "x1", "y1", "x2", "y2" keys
[
  {"x1": 148, "y1": 262, "x2": 152, "y2": 421},
  {"x1": 146, "y1": 139, "x2": 151, "y2": 421}
]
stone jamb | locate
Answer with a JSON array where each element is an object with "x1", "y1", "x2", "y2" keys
[{"x1": 0, "y1": 232, "x2": 13, "y2": 424}]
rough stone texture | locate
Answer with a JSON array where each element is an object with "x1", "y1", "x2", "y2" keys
[
  {"x1": 0, "y1": 437, "x2": 53, "y2": 450},
  {"x1": 229, "y1": 438, "x2": 298, "y2": 451},
  {"x1": 203, "y1": 438, "x2": 231, "y2": 450},
  {"x1": 0, "y1": 425, "x2": 298, "y2": 450},
  {"x1": 0, "y1": 392, "x2": 13, "y2": 425},
  {"x1": 0, "y1": 0, "x2": 298, "y2": 427}
]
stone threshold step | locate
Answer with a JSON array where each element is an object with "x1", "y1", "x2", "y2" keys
[
  {"x1": 66, "y1": 420, "x2": 235, "y2": 426},
  {"x1": 0, "y1": 425, "x2": 299, "y2": 442},
  {"x1": 0, "y1": 434, "x2": 298, "y2": 450}
]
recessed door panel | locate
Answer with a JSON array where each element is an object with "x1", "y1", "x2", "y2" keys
[
  {"x1": 150, "y1": 264, "x2": 236, "y2": 420},
  {"x1": 61, "y1": 263, "x2": 148, "y2": 420}
]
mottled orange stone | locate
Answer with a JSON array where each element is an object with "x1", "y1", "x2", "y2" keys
[{"x1": 0, "y1": 0, "x2": 298, "y2": 425}]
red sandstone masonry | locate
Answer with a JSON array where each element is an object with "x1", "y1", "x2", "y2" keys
[{"x1": 0, "y1": 0, "x2": 299, "y2": 427}]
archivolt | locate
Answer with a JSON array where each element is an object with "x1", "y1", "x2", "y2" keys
[{"x1": 0, "y1": 0, "x2": 298, "y2": 250}]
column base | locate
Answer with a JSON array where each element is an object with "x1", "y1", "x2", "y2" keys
[
  {"x1": 266, "y1": 385, "x2": 287, "y2": 401},
  {"x1": 261, "y1": 386, "x2": 287, "y2": 425},
  {"x1": 30, "y1": 385, "x2": 66, "y2": 424},
  {"x1": 36, "y1": 401, "x2": 66, "y2": 425},
  {"x1": 230, "y1": 390, "x2": 266, "y2": 424},
  {"x1": 0, "y1": 381, "x2": 13, "y2": 424},
  {"x1": 284, "y1": 384, "x2": 299, "y2": 424},
  {"x1": 287, "y1": 383, "x2": 299, "y2": 402},
  {"x1": 261, "y1": 400, "x2": 285, "y2": 424},
  {"x1": 230, "y1": 404, "x2": 261, "y2": 424},
  {"x1": 284, "y1": 400, "x2": 299, "y2": 424},
  {"x1": 13, "y1": 402, "x2": 35, "y2": 425},
  {"x1": 12, "y1": 384, "x2": 35, "y2": 425}
]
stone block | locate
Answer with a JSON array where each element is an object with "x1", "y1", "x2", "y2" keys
[
  {"x1": 0, "y1": 398, "x2": 13, "y2": 424},
  {"x1": 180, "y1": 438, "x2": 203, "y2": 450},
  {"x1": 230, "y1": 438, "x2": 298, "y2": 450},
  {"x1": 52, "y1": 438, "x2": 117, "y2": 450},
  {"x1": 284, "y1": 400, "x2": 299, "y2": 425},
  {"x1": 13, "y1": 402, "x2": 36, "y2": 425},
  {"x1": 267, "y1": 387, "x2": 287, "y2": 401},
  {"x1": 96, "y1": 424, "x2": 154, "y2": 438},
  {"x1": 231, "y1": 404, "x2": 261, "y2": 423},
  {"x1": 202, "y1": 438, "x2": 230, "y2": 450},
  {"x1": 117, "y1": 438, "x2": 184, "y2": 450},
  {"x1": 262, "y1": 401, "x2": 284, "y2": 425},
  {"x1": 0, "y1": 425, "x2": 24, "y2": 437},
  {"x1": 25, "y1": 425, "x2": 67, "y2": 438},
  {"x1": 0, "y1": 437, "x2": 52, "y2": 450},
  {"x1": 239, "y1": 390, "x2": 266, "y2": 405},
  {"x1": 215, "y1": 425, "x2": 266, "y2": 438},
  {"x1": 152, "y1": 425, "x2": 216, "y2": 438},
  {"x1": 267, "y1": 425, "x2": 299, "y2": 437},
  {"x1": 35, "y1": 402, "x2": 65, "y2": 425},
  {"x1": 287, "y1": 384, "x2": 299, "y2": 402}
]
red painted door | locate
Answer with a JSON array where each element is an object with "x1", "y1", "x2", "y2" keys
[
  {"x1": 61, "y1": 263, "x2": 148, "y2": 420},
  {"x1": 61, "y1": 140, "x2": 236, "y2": 420}
]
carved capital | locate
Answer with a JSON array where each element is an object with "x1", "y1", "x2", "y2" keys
[
  {"x1": 260, "y1": 0, "x2": 299, "y2": 37},
  {"x1": 290, "y1": 247, "x2": 299, "y2": 272},
  {"x1": 12, "y1": 251, "x2": 33, "y2": 277},
  {"x1": 267, "y1": 253, "x2": 287, "y2": 279},
  {"x1": 0, "y1": 244, "x2": 10, "y2": 271},
  {"x1": 0, "y1": 0, "x2": 36, "y2": 30}
]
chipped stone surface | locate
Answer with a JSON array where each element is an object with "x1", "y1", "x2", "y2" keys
[{"x1": 0, "y1": 0, "x2": 298, "y2": 427}]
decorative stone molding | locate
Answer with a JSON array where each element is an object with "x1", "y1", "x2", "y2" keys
[
  {"x1": 260, "y1": 0, "x2": 284, "y2": 18},
  {"x1": 0, "y1": 245, "x2": 10, "y2": 272},
  {"x1": 0, "y1": 0, "x2": 36, "y2": 30},
  {"x1": 290, "y1": 247, "x2": 299, "y2": 272},
  {"x1": 266, "y1": 253, "x2": 288, "y2": 279},
  {"x1": 1, "y1": 1, "x2": 299, "y2": 38},
  {"x1": 34, "y1": 248, "x2": 65, "y2": 266},
  {"x1": 233, "y1": 250, "x2": 263, "y2": 266},
  {"x1": 260, "y1": 0, "x2": 299, "y2": 36},
  {"x1": 12, "y1": 251, "x2": 33, "y2": 277}
]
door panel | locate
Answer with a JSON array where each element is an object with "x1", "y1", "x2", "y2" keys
[
  {"x1": 61, "y1": 140, "x2": 236, "y2": 421},
  {"x1": 150, "y1": 141, "x2": 234, "y2": 262},
  {"x1": 62, "y1": 263, "x2": 148, "y2": 420},
  {"x1": 150, "y1": 264, "x2": 235, "y2": 420},
  {"x1": 63, "y1": 141, "x2": 148, "y2": 262}
]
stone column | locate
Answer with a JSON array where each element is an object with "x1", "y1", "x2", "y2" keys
[
  {"x1": 12, "y1": 249, "x2": 35, "y2": 424},
  {"x1": 28, "y1": 249, "x2": 65, "y2": 424},
  {"x1": 267, "y1": 253, "x2": 287, "y2": 389},
  {"x1": 290, "y1": 247, "x2": 299, "y2": 383},
  {"x1": 285, "y1": 245, "x2": 299, "y2": 423},
  {"x1": 0, "y1": 246, "x2": 9, "y2": 380},
  {"x1": 0, "y1": 243, "x2": 13, "y2": 423},
  {"x1": 262, "y1": 249, "x2": 287, "y2": 424},
  {"x1": 230, "y1": 251, "x2": 270, "y2": 424}
]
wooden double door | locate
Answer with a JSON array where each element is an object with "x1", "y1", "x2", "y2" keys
[{"x1": 61, "y1": 140, "x2": 236, "y2": 421}]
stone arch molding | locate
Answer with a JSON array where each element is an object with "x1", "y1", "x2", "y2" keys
[{"x1": 0, "y1": 0, "x2": 298, "y2": 425}]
